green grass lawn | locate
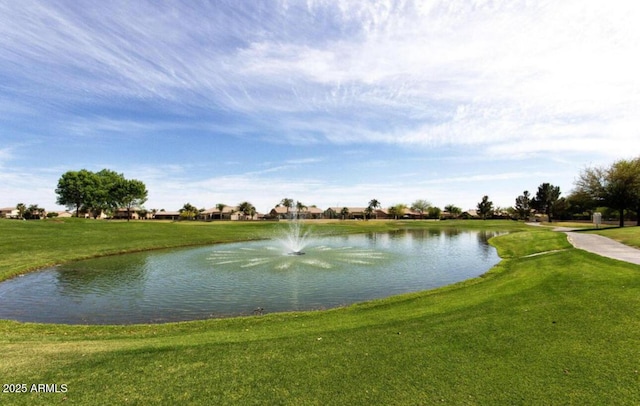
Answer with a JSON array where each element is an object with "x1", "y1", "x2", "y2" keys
[{"x1": 1, "y1": 219, "x2": 640, "y2": 404}]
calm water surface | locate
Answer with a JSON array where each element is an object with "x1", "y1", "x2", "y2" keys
[{"x1": 0, "y1": 229, "x2": 501, "y2": 324}]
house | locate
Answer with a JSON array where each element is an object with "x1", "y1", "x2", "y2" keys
[
  {"x1": 376, "y1": 208, "x2": 424, "y2": 220},
  {"x1": 200, "y1": 206, "x2": 238, "y2": 220},
  {"x1": 440, "y1": 210, "x2": 458, "y2": 219},
  {"x1": 461, "y1": 209, "x2": 481, "y2": 219},
  {"x1": 269, "y1": 206, "x2": 325, "y2": 220},
  {"x1": 0, "y1": 207, "x2": 19, "y2": 219},
  {"x1": 197, "y1": 206, "x2": 264, "y2": 221},
  {"x1": 325, "y1": 207, "x2": 369, "y2": 220},
  {"x1": 402, "y1": 209, "x2": 423, "y2": 220},
  {"x1": 153, "y1": 210, "x2": 181, "y2": 220},
  {"x1": 111, "y1": 208, "x2": 153, "y2": 220},
  {"x1": 305, "y1": 206, "x2": 324, "y2": 219}
]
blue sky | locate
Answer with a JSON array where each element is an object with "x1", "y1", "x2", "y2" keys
[{"x1": 1, "y1": 0, "x2": 639, "y2": 214}]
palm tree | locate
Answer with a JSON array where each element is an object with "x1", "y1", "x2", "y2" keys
[
  {"x1": 216, "y1": 203, "x2": 226, "y2": 220},
  {"x1": 237, "y1": 201, "x2": 255, "y2": 220},
  {"x1": 295, "y1": 201, "x2": 307, "y2": 219},
  {"x1": 444, "y1": 204, "x2": 462, "y2": 219},
  {"x1": 16, "y1": 203, "x2": 26, "y2": 219},
  {"x1": 340, "y1": 207, "x2": 350, "y2": 220},
  {"x1": 179, "y1": 203, "x2": 198, "y2": 220},
  {"x1": 280, "y1": 198, "x2": 293, "y2": 216},
  {"x1": 367, "y1": 199, "x2": 381, "y2": 220}
]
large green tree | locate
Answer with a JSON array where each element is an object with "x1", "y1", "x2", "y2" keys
[
  {"x1": 477, "y1": 195, "x2": 493, "y2": 220},
  {"x1": 56, "y1": 169, "x2": 148, "y2": 219},
  {"x1": 55, "y1": 169, "x2": 100, "y2": 217},
  {"x1": 90, "y1": 169, "x2": 125, "y2": 217},
  {"x1": 531, "y1": 183, "x2": 561, "y2": 222},
  {"x1": 515, "y1": 190, "x2": 532, "y2": 220},
  {"x1": 114, "y1": 178, "x2": 148, "y2": 221},
  {"x1": 575, "y1": 157, "x2": 640, "y2": 227}
]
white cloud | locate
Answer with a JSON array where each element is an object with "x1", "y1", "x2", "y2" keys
[{"x1": 1, "y1": 1, "x2": 638, "y2": 211}]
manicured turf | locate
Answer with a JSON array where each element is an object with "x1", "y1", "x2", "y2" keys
[{"x1": 1, "y1": 219, "x2": 640, "y2": 404}]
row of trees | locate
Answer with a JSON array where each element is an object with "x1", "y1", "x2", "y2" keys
[
  {"x1": 513, "y1": 183, "x2": 561, "y2": 222},
  {"x1": 177, "y1": 201, "x2": 257, "y2": 221},
  {"x1": 55, "y1": 169, "x2": 148, "y2": 220},
  {"x1": 13, "y1": 203, "x2": 46, "y2": 219},
  {"x1": 510, "y1": 157, "x2": 640, "y2": 227},
  {"x1": 48, "y1": 157, "x2": 639, "y2": 225},
  {"x1": 575, "y1": 157, "x2": 640, "y2": 227},
  {"x1": 276, "y1": 197, "x2": 459, "y2": 220}
]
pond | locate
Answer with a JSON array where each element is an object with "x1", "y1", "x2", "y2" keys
[{"x1": 0, "y1": 228, "x2": 501, "y2": 324}]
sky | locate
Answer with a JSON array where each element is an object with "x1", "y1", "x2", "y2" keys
[{"x1": 1, "y1": 0, "x2": 639, "y2": 214}]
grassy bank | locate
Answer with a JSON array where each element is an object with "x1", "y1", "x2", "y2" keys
[
  {"x1": 1, "y1": 220, "x2": 640, "y2": 404},
  {"x1": 0, "y1": 218, "x2": 412, "y2": 281}
]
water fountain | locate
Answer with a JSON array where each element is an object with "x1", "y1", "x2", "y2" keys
[{"x1": 279, "y1": 214, "x2": 312, "y2": 256}]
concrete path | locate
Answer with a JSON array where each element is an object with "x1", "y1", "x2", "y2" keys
[
  {"x1": 564, "y1": 231, "x2": 640, "y2": 265},
  {"x1": 526, "y1": 222, "x2": 640, "y2": 265}
]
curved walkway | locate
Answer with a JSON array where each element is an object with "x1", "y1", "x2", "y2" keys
[
  {"x1": 563, "y1": 231, "x2": 640, "y2": 265},
  {"x1": 526, "y1": 223, "x2": 640, "y2": 265}
]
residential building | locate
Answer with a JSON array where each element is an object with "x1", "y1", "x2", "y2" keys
[{"x1": 0, "y1": 207, "x2": 19, "y2": 219}]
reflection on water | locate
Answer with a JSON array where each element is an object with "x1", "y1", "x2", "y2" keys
[{"x1": 0, "y1": 229, "x2": 502, "y2": 324}]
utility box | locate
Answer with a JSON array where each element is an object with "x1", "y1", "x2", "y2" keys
[{"x1": 593, "y1": 212, "x2": 602, "y2": 228}]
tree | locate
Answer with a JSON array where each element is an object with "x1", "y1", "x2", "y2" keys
[
  {"x1": 363, "y1": 206, "x2": 373, "y2": 220},
  {"x1": 280, "y1": 198, "x2": 293, "y2": 215},
  {"x1": 444, "y1": 204, "x2": 462, "y2": 218},
  {"x1": 93, "y1": 169, "x2": 125, "y2": 214},
  {"x1": 55, "y1": 169, "x2": 100, "y2": 217},
  {"x1": 237, "y1": 201, "x2": 256, "y2": 220},
  {"x1": 411, "y1": 199, "x2": 431, "y2": 220},
  {"x1": 179, "y1": 203, "x2": 198, "y2": 220},
  {"x1": 388, "y1": 204, "x2": 407, "y2": 220},
  {"x1": 113, "y1": 178, "x2": 148, "y2": 221},
  {"x1": 565, "y1": 190, "x2": 597, "y2": 220},
  {"x1": 515, "y1": 190, "x2": 532, "y2": 220},
  {"x1": 295, "y1": 201, "x2": 307, "y2": 218},
  {"x1": 477, "y1": 196, "x2": 493, "y2": 220},
  {"x1": 531, "y1": 183, "x2": 561, "y2": 222},
  {"x1": 575, "y1": 158, "x2": 640, "y2": 227},
  {"x1": 24, "y1": 204, "x2": 45, "y2": 220},
  {"x1": 55, "y1": 169, "x2": 148, "y2": 220},
  {"x1": 427, "y1": 206, "x2": 442, "y2": 219},
  {"x1": 340, "y1": 207, "x2": 350, "y2": 220},
  {"x1": 367, "y1": 199, "x2": 381, "y2": 220},
  {"x1": 216, "y1": 203, "x2": 227, "y2": 220},
  {"x1": 16, "y1": 203, "x2": 26, "y2": 219}
]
